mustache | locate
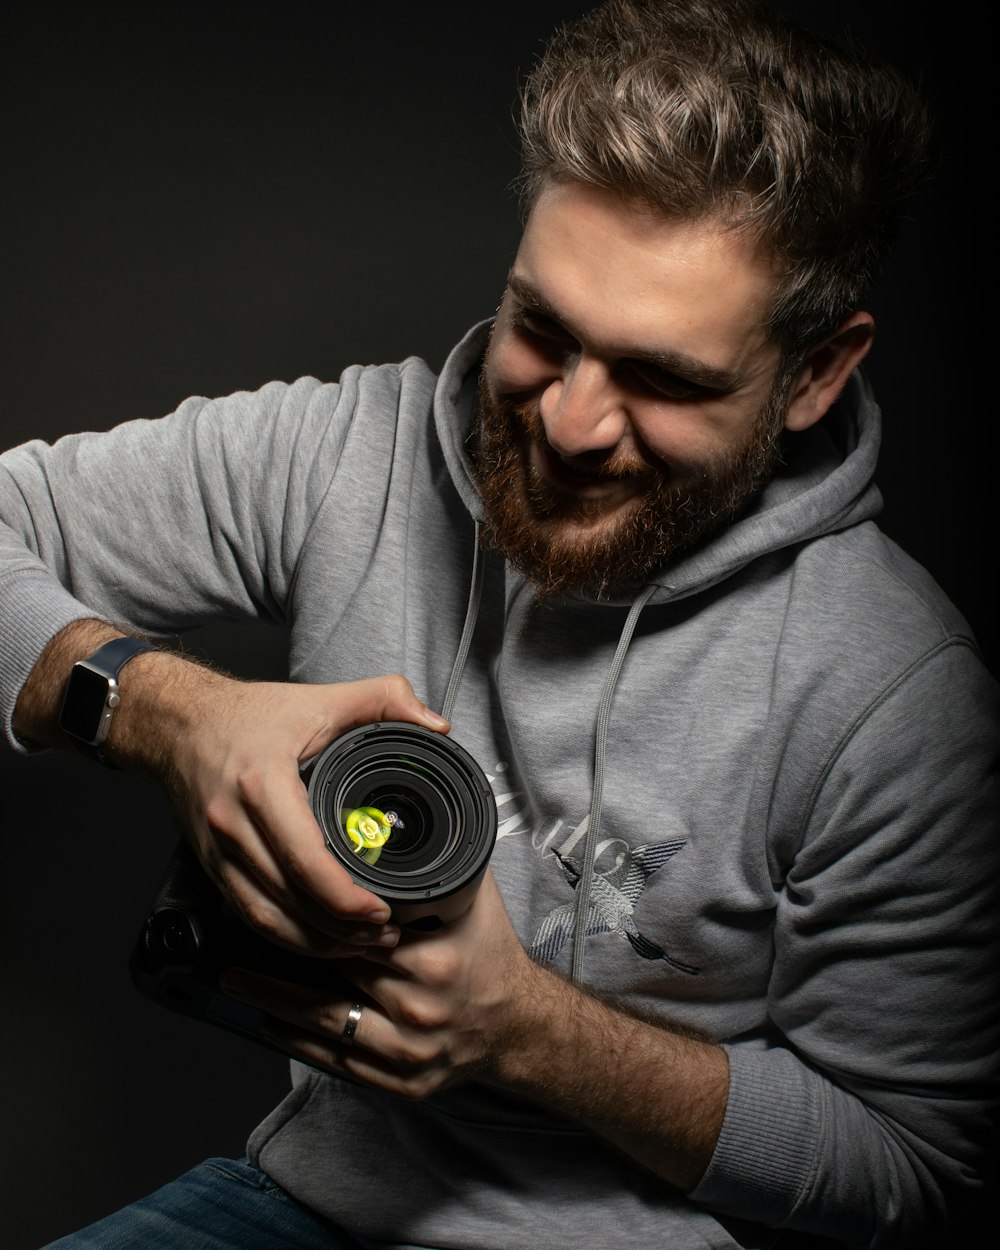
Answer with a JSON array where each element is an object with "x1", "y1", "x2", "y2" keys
[
  {"x1": 511, "y1": 398, "x2": 661, "y2": 483},
  {"x1": 472, "y1": 364, "x2": 785, "y2": 599}
]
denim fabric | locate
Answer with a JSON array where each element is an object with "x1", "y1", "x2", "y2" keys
[{"x1": 42, "y1": 1156, "x2": 367, "y2": 1250}]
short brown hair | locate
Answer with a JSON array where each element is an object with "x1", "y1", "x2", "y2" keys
[{"x1": 518, "y1": 0, "x2": 931, "y2": 357}]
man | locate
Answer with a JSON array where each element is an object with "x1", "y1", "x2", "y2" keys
[{"x1": 2, "y1": 2, "x2": 997, "y2": 1248}]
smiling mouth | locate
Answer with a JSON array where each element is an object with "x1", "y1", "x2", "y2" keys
[{"x1": 527, "y1": 439, "x2": 652, "y2": 505}]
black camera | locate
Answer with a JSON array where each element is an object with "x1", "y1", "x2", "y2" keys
[{"x1": 129, "y1": 723, "x2": 497, "y2": 1058}]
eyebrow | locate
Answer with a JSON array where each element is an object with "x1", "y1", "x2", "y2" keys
[{"x1": 506, "y1": 272, "x2": 743, "y2": 393}]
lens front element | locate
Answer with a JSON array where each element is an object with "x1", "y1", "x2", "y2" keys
[{"x1": 306, "y1": 723, "x2": 497, "y2": 919}]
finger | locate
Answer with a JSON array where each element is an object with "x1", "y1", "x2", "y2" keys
[
  {"x1": 221, "y1": 972, "x2": 446, "y2": 1096},
  {"x1": 322, "y1": 674, "x2": 450, "y2": 738},
  {"x1": 219, "y1": 857, "x2": 399, "y2": 956},
  {"x1": 220, "y1": 972, "x2": 419, "y2": 1080},
  {"x1": 201, "y1": 796, "x2": 400, "y2": 945},
  {"x1": 259, "y1": 1015, "x2": 395, "y2": 1081},
  {"x1": 261, "y1": 1011, "x2": 445, "y2": 1099},
  {"x1": 352, "y1": 869, "x2": 504, "y2": 969},
  {"x1": 219, "y1": 970, "x2": 374, "y2": 1045},
  {"x1": 242, "y1": 675, "x2": 448, "y2": 924},
  {"x1": 349, "y1": 929, "x2": 435, "y2": 972},
  {"x1": 218, "y1": 971, "x2": 403, "y2": 1062},
  {"x1": 238, "y1": 762, "x2": 396, "y2": 925}
]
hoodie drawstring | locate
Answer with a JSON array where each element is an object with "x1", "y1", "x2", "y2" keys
[
  {"x1": 570, "y1": 583, "x2": 658, "y2": 984},
  {"x1": 441, "y1": 520, "x2": 484, "y2": 724},
  {"x1": 441, "y1": 526, "x2": 656, "y2": 985}
]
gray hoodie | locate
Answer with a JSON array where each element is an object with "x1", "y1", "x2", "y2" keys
[{"x1": 1, "y1": 322, "x2": 997, "y2": 1249}]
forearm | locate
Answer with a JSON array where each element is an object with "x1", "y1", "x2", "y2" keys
[
  {"x1": 491, "y1": 955, "x2": 729, "y2": 1191},
  {"x1": 13, "y1": 617, "x2": 453, "y2": 954},
  {"x1": 11, "y1": 618, "x2": 224, "y2": 779}
]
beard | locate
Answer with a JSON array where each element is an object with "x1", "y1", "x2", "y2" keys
[{"x1": 471, "y1": 370, "x2": 787, "y2": 600}]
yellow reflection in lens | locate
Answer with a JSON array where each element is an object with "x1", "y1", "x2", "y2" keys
[{"x1": 343, "y1": 807, "x2": 398, "y2": 865}]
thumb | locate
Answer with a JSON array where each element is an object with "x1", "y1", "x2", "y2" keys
[{"x1": 328, "y1": 673, "x2": 450, "y2": 736}]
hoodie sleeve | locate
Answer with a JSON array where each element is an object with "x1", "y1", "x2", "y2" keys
[
  {"x1": 0, "y1": 374, "x2": 360, "y2": 747},
  {"x1": 691, "y1": 638, "x2": 1000, "y2": 1247}
]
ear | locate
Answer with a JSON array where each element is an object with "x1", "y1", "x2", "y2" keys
[{"x1": 783, "y1": 312, "x2": 875, "y2": 432}]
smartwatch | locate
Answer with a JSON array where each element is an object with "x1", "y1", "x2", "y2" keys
[{"x1": 58, "y1": 637, "x2": 156, "y2": 765}]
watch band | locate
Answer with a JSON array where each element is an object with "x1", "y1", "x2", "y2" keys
[
  {"x1": 60, "y1": 636, "x2": 156, "y2": 766},
  {"x1": 87, "y1": 636, "x2": 157, "y2": 679}
]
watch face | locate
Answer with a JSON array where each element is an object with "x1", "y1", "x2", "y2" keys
[{"x1": 60, "y1": 663, "x2": 112, "y2": 744}]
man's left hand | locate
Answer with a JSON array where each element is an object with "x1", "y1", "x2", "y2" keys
[
  {"x1": 220, "y1": 869, "x2": 534, "y2": 1098},
  {"x1": 220, "y1": 868, "x2": 729, "y2": 1192}
]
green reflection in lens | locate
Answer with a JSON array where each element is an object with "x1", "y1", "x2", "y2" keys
[{"x1": 342, "y1": 807, "x2": 402, "y2": 865}]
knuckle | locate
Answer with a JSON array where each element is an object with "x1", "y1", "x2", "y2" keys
[
  {"x1": 314, "y1": 1004, "x2": 344, "y2": 1037},
  {"x1": 237, "y1": 895, "x2": 281, "y2": 939},
  {"x1": 204, "y1": 799, "x2": 237, "y2": 840},
  {"x1": 383, "y1": 673, "x2": 412, "y2": 701},
  {"x1": 419, "y1": 948, "x2": 461, "y2": 989},
  {"x1": 234, "y1": 768, "x2": 267, "y2": 808},
  {"x1": 395, "y1": 1035, "x2": 436, "y2": 1070},
  {"x1": 398, "y1": 996, "x2": 448, "y2": 1033},
  {"x1": 398, "y1": 1071, "x2": 438, "y2": 1101}
]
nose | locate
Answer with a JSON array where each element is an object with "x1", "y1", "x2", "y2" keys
[{"x1": 538, "y1": 356, "x2": 628, "y2": 458}]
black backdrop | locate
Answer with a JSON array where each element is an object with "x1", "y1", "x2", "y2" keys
[{"x1": 1, "y1": 3, "x2": 993, "y2": 1247}]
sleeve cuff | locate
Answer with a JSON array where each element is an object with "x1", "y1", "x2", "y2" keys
[
  {"x1": 689, "y1": 1043, "x2": 821, "y2": 1225},
  {"x1": 0, "y1": 568, "x2": 100, "y2": 751}
]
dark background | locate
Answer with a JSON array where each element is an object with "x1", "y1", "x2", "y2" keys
[{"x1": 1, "y1": 3, "x2": 993, "y2": 1247}]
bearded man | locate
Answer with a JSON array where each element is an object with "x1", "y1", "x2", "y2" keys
[{"x1": 2, "y1": 2, "x2": 996, "y2": 1249}]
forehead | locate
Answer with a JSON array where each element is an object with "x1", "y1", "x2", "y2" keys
[{"x1": 514, "y1": 182, "x2": 780, "y2": 370}]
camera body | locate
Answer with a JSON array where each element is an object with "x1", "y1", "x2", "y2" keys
[
  {"x1": 129, "y1": 722, "x2": 497, "y2": 1058},
  {"x1": 129, "y1": 839, "x2": 352, "y2": 1062}
]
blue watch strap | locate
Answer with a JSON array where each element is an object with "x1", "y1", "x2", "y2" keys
[{"x1": 87, "y1": 636, "x2": 157, "y2": 680}]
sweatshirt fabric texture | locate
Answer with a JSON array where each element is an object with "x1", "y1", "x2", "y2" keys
[{"x1": 1, "y1": 321, "x2": 998, "y2": 1250}]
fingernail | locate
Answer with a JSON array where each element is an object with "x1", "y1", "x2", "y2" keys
[
  {"x1": 421, "y1": 704, "x2": 450, "y2": 730},
  {"x1": 373, "y1": 926, "x2": 400, "y2": 948},
  {"x1": 368, "y1": 905, "x2": 391, "y2": 924}
]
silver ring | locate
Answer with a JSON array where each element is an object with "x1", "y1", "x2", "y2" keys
[{"x1": 341, "y1": 1003, "x2": 364, "y2": 1047}]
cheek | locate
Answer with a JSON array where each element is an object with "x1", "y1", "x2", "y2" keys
[
  {"x1": 625, "y1": 408, "x2": 725, "y2": 474},
  {"x1": 486, "y1": 330, "x2": 553, "y2": 398},
  {"x1": 631, "y1": 395, "x2": 767, "y2": 469},
  {"x1": 634, "y1": 410, "x2": 695, "y2": 461}
]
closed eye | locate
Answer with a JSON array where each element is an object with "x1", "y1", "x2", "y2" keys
[
  {"x1": 625, "y1": 360, "x2": 716, "y2": 401},
  {"x1": 506, "y1": 283, "x2": 735, "y2": 399},
  {"x1": 512, "y1": 306, "x2": 576, "y2": 349}
]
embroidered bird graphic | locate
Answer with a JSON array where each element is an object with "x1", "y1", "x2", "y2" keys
[{"x1": 528, "y1": 839, "x2": 699, "y2": 974}]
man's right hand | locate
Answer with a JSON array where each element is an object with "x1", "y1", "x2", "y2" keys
[{"x1": 13, "y1": 619, "x2": 451, "y2": 956}]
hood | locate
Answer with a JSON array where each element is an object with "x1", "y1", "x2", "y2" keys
[{"x1": 433, "y1": 319, "x2": 884, "y2": 608}]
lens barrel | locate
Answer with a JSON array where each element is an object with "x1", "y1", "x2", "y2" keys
[{"x1": 305, "y1": 722, "x2": 497, "y2": 924}]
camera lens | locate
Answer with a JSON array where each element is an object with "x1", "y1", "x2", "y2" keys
[{"x1": 305, "y1": 723, "x2": 496, "y2": 921}]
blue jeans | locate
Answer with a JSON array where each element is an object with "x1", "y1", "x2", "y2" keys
[{"x1": 43, "y1": 1156, "x2": 367, "y2": 1249}]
